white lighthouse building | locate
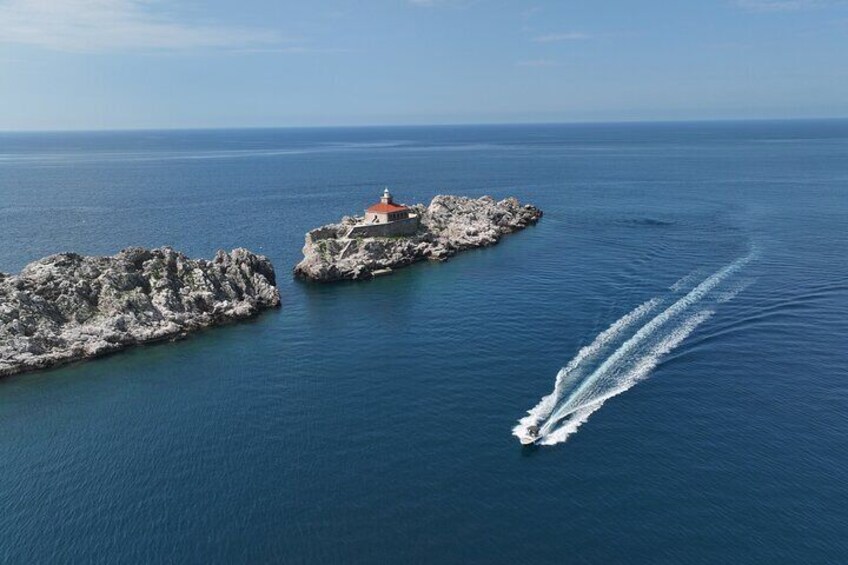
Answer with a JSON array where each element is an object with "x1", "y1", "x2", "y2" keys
[
  {"x1": 365, "y1": 188, "x2": 412, "y2": 224},
  {"x1": 346, "y1": 187, "x2": 420, "y2": 238}
]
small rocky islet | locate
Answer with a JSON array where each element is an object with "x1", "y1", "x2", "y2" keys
[
  {"x1": 294, "y1": 192, "x2": 543, "y2": 282},
  {"x1": 1, "y1": 191, "x2": 540, "y2": 377},
  {"x1": 0, "y1": 247, "x2": 280, "y2": 377}
]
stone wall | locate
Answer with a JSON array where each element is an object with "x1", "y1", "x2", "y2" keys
[
  {"x1": 305, "y1": 225, "x2": 341, "y2": 243},
  {"x1": 346, "y1": 215, "x2": 420, "y2": 238}
]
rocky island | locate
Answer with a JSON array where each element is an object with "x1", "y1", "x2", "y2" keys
[
  {"x1": 0, "y1": 247, "x2": 280, "y2": 377},
  {"x1": 294, "y1": 191, "x2": 542, "y2": 282}
]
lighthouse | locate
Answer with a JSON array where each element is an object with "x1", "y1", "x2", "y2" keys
[
  {"x1": 365, "y1": 187, "x2": 411, "y2": 224},
  {"x1": 343, "y1": 187, "x2": 421, "y2": 238}
]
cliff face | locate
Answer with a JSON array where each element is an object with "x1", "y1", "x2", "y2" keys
[
  {"x1": 0, "y1": 247, "x2": 281, "y2": 377},
  {"x1": 294, "y1": 195, "x2": 543, "y2": 282}
]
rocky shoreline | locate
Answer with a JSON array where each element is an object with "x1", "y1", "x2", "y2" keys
[
  {"x1": 0, "y1": 247, "x2": 281, "y2": 378},
  {"x1": 294, "y1": 195, "x2": 543, "y2": 282},
  {"x1": 0, "y1": 196, "x2": 540, "y2": 376}
]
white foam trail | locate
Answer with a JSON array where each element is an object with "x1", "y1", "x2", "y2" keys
[
  {"x1": 670, "y1": 269, "x2": 703, "y2": 292},
  {"x1": 538, "y1": 404, "x2": 597, "y2": 446},
  {"x1": 512, "y1": 297, "x2": 662, "y2": 439},
  {"x1": 718, "y1": 278, "x2": 754, "y2": 303},
  {"x1": 541, "y1": 251, "x2": 754, "y2": 434},
  {"x1": 516, "y1": 249, "x2": 757, "y2": 446},
  {"x1": 539, "y1": 309, "x2": 714, "y2": 445}
]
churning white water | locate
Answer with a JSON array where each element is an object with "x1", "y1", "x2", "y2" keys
[{"x1": 515, "y1": 251, "x2": 756, "y2": 446}]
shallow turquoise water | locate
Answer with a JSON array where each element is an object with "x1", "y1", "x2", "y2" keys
[{"x1": 1, "y1": 122, "x2": 847, "y2": 563}]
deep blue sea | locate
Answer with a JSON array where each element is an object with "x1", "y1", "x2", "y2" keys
[{"x1": 1, "y1": 121, "x2": 847, "y2": 564}]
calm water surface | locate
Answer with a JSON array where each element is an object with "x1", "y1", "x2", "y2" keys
[{"x1": 1, "y1": 122, "x2": 847, "y2": 563}]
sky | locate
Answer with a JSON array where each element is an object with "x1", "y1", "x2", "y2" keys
[{"x1": 0, "y1": 0, "x2": 847, "y2": 130}]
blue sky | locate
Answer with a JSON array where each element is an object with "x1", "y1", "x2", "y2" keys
[{"x1": 1, "y1": 0, "x2": 846, "y2": 130}]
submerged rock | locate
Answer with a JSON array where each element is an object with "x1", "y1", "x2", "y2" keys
[
  {"x1": 294, "y1": 195, "x2": 543, "y2": 282},
  {"x1": 0, "y1": 247, "x2": 281, "y2": 377}
]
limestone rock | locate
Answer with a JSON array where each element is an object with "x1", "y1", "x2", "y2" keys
[
  {"x1": 294, "y1": 195, "x2": 542, "y2": 282},
  {"x1": 0, "y1": 247, "x2": 281, "y2": 377}
]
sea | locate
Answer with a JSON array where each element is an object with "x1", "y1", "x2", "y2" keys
[{"x1": 1, "y1": 121, "x2": 847, "y2": 564}]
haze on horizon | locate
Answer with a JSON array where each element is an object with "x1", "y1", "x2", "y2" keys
[{"x1": 1, "y1": 0, "x2": 846, "y2": 131}]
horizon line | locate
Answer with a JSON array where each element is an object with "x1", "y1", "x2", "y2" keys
[{"x1": 2, "y1": 115, "x2": 847, "y2": 135}]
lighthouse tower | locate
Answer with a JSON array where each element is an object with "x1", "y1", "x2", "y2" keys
[
  {"x1": 347, "y1": 187, "x2": 421, "y2": 238},
  {"x1": 365, "y1": 187, "x2": 411, "y2": 224}
]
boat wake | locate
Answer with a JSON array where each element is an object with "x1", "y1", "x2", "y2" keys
[{"x1": 514, "y1": 250, "x2": 757, "y2": 446}]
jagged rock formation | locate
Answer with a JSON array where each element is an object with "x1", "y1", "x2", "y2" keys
[
  {"x1": 294, "y1": 195, "x2": 543, "y2": 282},
  {"x1": 0, "y1": 247, "x2": 281, "y2": 377}
]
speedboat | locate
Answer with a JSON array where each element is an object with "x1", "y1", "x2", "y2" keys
[{"x1": 519, "y1": 425, "x2": 540, "y2": 445}]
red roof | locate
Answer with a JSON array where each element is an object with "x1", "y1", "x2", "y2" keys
[{"x1": 366, "y1": 202, "x2": 408, "y2": 213}]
